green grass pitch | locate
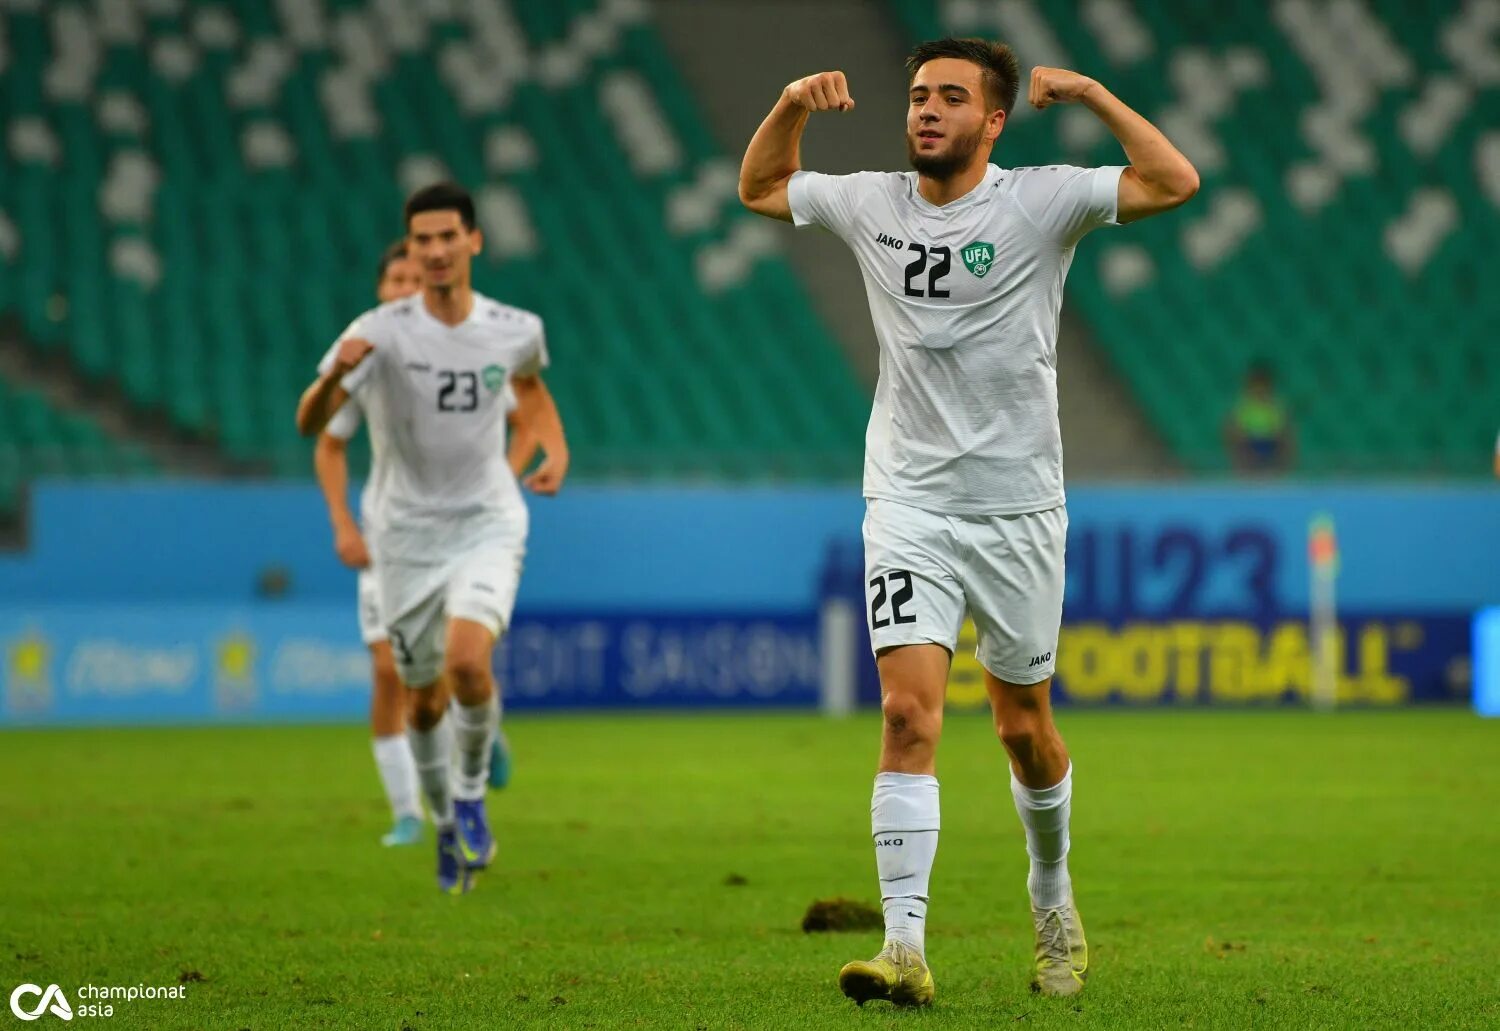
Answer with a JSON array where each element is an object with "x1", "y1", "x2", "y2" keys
[{"x1": 2, "y1": 709, "x2": 1497, "y2": 1029}]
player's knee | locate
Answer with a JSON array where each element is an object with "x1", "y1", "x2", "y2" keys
[
  {"x1": 443, "y1": 651, "x2": 490, "y2": 690},
  {"x1": 995, "y1": 697, "x2": 1055, "y2": 761},
  {"x1": 407, "y1": 688, "x2": 445, "y2": 730},
  {"x1": 371, "y1": 648, "x2": 401, "y2": 693},
  {"x1": 997, "y1": 717, "x2": 1040, "y2": 758},
  {"x1": 882, "y1": 691, "x2": 937, "y2": 747}
]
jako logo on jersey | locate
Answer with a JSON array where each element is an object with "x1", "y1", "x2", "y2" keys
[
  {"x1": 482, "y1": 364, "x2": 506, "y2": 392},
  {"x1": 962, "y1": 241, "x2": 995, "y2": 278},
  {"x1": 1028, "y1": 652, "x2": 1052, "y2": 668},
  {"x1": 875, "y1": 232, "x2": 905, "y2": 249},
  {"x1": 10, "y1": 983, "x2": 73, "y2": 1022}
]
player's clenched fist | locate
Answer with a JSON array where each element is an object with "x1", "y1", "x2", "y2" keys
[
  {"x1": 785, "y1": 71, "x2": 855, "y2": 113},
  {"x1": 333, "y1": 522, "x2": 371, "y2": 569},
  {"x1": 333, "y1": 336, "x2": 374, "y2": 373},
  {"x1": 524, "y1": 453, "x2": 569, "y2": 496},
  {"x1": 1029, "y1": 67, "x2": 1098, "y2": 109}
]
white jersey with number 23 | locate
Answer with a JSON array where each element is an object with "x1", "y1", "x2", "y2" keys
[{"x1": 318, "y1": 291, "x2": 547, "y2": 563}]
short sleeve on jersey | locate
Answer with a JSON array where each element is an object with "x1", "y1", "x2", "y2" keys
[
  {"x1": 787, "y1": 170, "x2": 868, "y2": 237},
  {"x1": 514, "y1": 318, "x2": 549, "y2": 378},
  {"x1": 1011, "y1": 165, "x2": 1125, "y2": 246},
  {"x1": 318, "y1": 310, "x2": 387, "y2": 395},
  {"x1": 324, "y1": 396, "x2": 363, "y2": 440}
]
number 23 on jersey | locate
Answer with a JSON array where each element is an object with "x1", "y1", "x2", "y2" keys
[{"x1": 434, "y1": 363, "x2": 506, "y2": 413}]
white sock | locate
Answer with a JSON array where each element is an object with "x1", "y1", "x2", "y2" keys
[
  {"x1": 371, "y1": 734, "x2": 422, "y2": 822},
  {"x1": 871, "y1": 772, "x2": 940, "y2": 957},
  {"x1": 1010, "y1": 764, "x2": 1073, "y2": 911},
  {"x1": 451, "y1": 695, "x2": 497, "y2": 802},
  {"x1": 407, "y1": 716, "x2": 455, "y2": 828}
]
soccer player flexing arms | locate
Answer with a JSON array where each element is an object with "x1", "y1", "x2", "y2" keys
[
  {"x1": 313, "y1": 240, "x2": 545, "y2": 848},
  {"x1": 740, "y1": 39, "x2": 1197, "y2": 1004},
  {"x1": 297, "y1": 183, "x2": 568, "y2": 893}
]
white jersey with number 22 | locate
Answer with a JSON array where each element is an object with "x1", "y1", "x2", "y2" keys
[{"x1": 789, "y1": 163, "x2": 1123, "y2": 515}]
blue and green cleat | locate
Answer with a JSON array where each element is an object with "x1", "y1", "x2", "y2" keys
[
  {"x1": 453, "y1": 797, "x2": 497, "y2": 871},
  {"x1": 436, "y1": 825, "x2": 472, "y2": 894}
]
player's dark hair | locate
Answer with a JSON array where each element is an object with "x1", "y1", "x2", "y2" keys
[
  {"x1": 404, "y1": 181, "x2": 476, "y2": 231},
  {"x1": 375, "y1": 240, "x2": 408, "y2": 285},
  {"x1": 906, "y1": 37, "x2": 1021, "y2": 116}
]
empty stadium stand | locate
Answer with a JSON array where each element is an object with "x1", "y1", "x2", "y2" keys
[
  {"x1": 0, "y1": 0, "x2": 869, "y2": 497},
  {"x1": 889, "y1": 0, "x2": 1500, "y2": 473},
  {"x1": 1, "y1": 0, "x2": 1496, "y2": 500},
  {"x1": 0, "y1": 375, "x2": 155, "y2": 514}
]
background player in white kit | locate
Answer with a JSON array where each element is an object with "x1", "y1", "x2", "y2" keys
[
  {"x1": 313, "y1": 240, "x2": 545, "y2": 848},
  {"x1": 296, "y1": 183, "x2": 568, "y2": 893},
  {"x1": 740, "y1": 39, "x2": 1198, "y2": 1004}
]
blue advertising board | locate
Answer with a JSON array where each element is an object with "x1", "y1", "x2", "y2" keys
[
  {"x1": 0, "y1": 606, "x2": 820, "y2": 725},
  {"x1": 1, "y1": 481, "x2": 1494, "y2": 614},
  {"x1": 0, "y1": 480, "x2": 1491, "y2": 720},
  {"x1": 1475, "y1": 608, "x2": 1500, "y2": 717}
]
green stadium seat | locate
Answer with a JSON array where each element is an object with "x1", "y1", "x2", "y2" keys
[
  {"x1": 0, "y1": 0, "x2": 867, "y2": 488},
  {"x1": 888, "y1": 0, "x2": 1500, "y2": 474}
]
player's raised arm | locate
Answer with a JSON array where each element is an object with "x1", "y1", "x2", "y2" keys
[
  {"x1": 511, "y1": 374, "x2": 569, "y2": 496},
  {"x1": 1029, "y1": 67, "x2": 1199, "y2": 224},
  {"x1": 739, "y1": 71, "x2": 855, "y2": 222},
  {"x1": 295, "y1": 337, "x2": 373, "y2": 437}
]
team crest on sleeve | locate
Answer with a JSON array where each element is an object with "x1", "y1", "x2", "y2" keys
[
  {"x1": 962, "y1": 241, "x2": 995, "y2": 278},
  {"x1": 482, "y1": 364, "x2": 507, "y2": 392}
]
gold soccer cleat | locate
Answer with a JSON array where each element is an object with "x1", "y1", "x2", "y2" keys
[
  {"x1": 1030, "y1": 896, "x2": 1088, "y2": 997},
  {"x1": 838, "y1": 941, "x2": 935, "y2": 1008}
]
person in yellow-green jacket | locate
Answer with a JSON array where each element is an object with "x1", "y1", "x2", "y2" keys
[{"x1": 1225, "y1": 362, "x2": 1294, "y2": 473}]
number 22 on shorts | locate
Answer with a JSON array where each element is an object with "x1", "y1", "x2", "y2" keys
[{"x1": 869, "y1": 570, "x2": 917, "y2": 629}]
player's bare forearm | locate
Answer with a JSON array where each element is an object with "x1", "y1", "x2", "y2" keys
[
  {"x1": 528, "y1": 387, "x2": 569, "y2": 469},
  {"x1": 1084, "y1": 85, "x2": 1198, "y2": 212},
  {"x1": 513, "y1": 375, "x2": 569, "y2": 495},
  {"x1": 1078, "y1": 82, "x2": 1198, "y2": 221},
  {"x1": 313, "y1": 434, "x2": 355, "y2": 533},
  {"x1": 507, "y1": 414, "x2": 540, "y2": 476},
  {"x1": 298, "y1": 337, "x2": 374, "y2": 437},
  {"x1": 739, "y1": 72, "x2": 854, "y2": 222},
  {"x1": 296, "y1": 374, "x2": 348, "y2": 438},
  {"x1": 314, "y1": 430, "x2": 370, "y2": 568},
  {"x1": 1030, "y1": 67, "x2": 1198, "y2": 223},
  {"x1": 739, "y1": 95, "x2": 810, "y2": 222}
]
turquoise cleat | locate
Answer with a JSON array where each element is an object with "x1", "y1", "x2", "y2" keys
[{"x1": 380, "y1": 814, "x2": 423, "y2": 848}]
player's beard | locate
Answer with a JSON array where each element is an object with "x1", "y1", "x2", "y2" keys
[{"x1": 907, "y1": 124, "x2": 985, "y2": 181}]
